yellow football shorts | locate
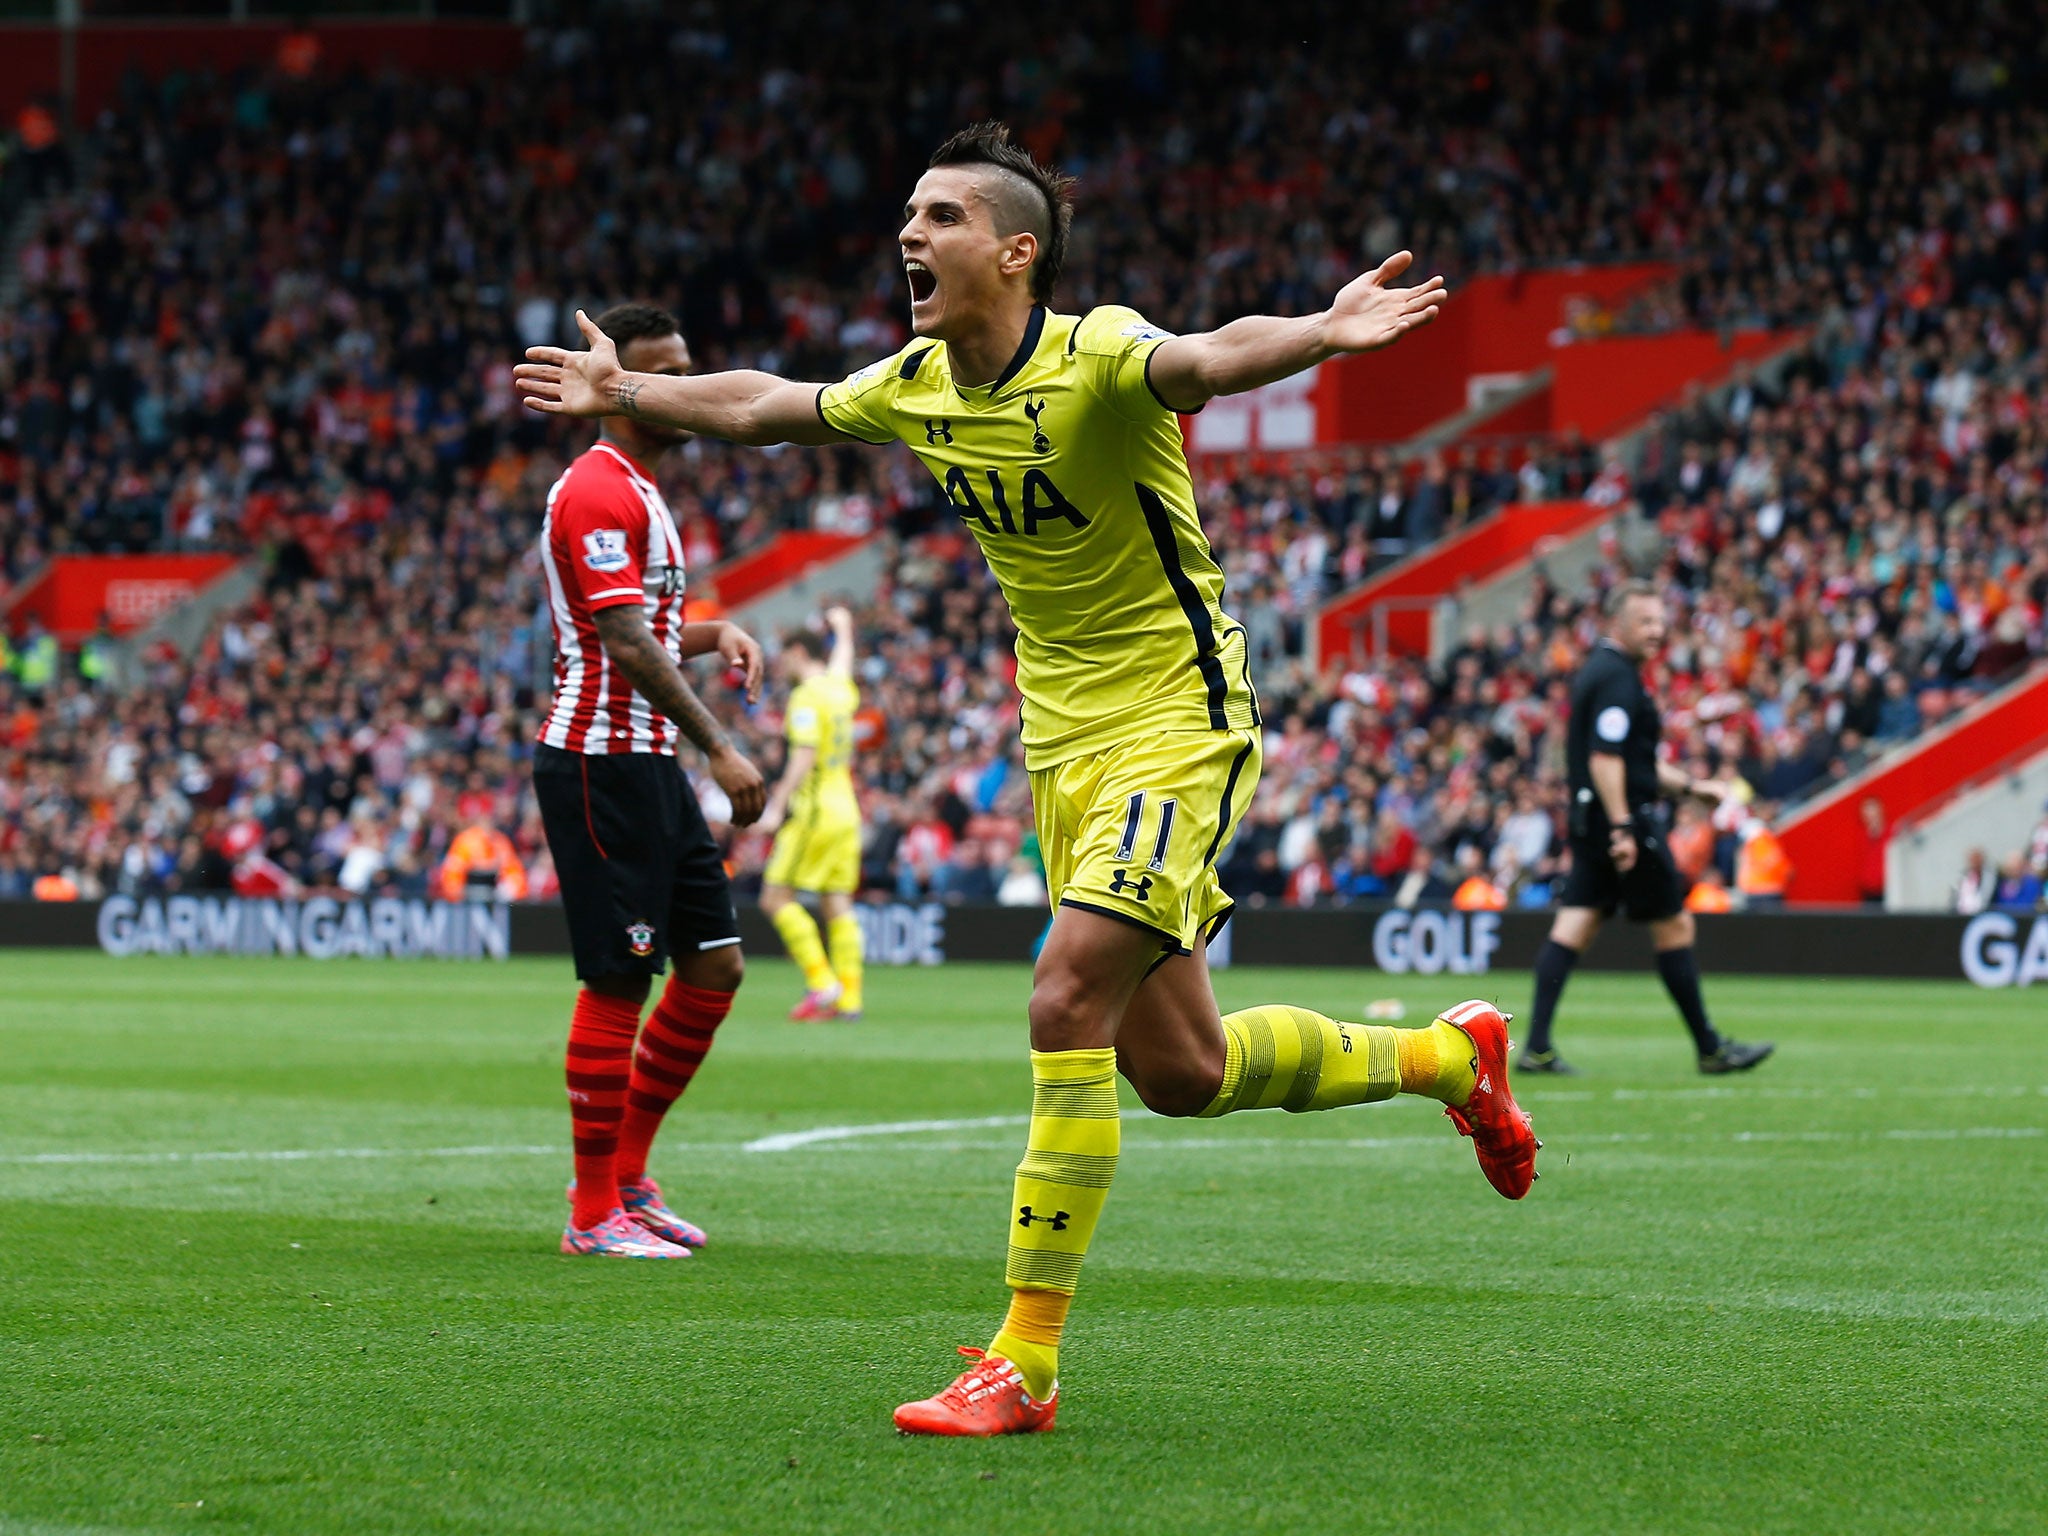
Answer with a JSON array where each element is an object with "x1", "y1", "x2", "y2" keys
[
  {"x1": 1031, "y1": 728, "x2": 1262, "y2": 956},
  {"x1": 764, "y1": 806, "x2": 861, "y2": 895}
]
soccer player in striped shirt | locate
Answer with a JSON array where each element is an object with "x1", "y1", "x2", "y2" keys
[
  {"x1": 533, "y1": 303, "x2": 769, "y2": 1259},
  {"x1": 517, "y1": 128, "x2": 1538, "y2": 1424}
]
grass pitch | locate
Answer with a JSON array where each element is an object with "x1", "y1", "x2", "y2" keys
[{"x1": 2, "y1": 951, "x2": 2044, "y2": 1535}]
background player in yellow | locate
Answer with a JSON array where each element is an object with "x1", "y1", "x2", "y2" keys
[
  {"x1": 758, "y1": 605, "x2": 865, "y2": 1021},
  {"x1": 516, "y1": 121, "x2": 1540, "y2": 1437}
]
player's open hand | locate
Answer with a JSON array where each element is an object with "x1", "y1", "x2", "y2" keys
[
  {"x1": 710, "y1": 744, "x2": 767, "y2": 826},
  {"x1": 514, "y1": 309, "x2": 622, "y2": 418},
  {"x1": 717, "y1": 622, "x2": 765, "y2": 702},
  {"x1": 1321, "y1": 252, "x2": 1447, "y2": 355}
]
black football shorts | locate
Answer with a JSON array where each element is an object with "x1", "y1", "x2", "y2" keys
[
  {"x1": 1560, "y1": 827, "x2": 1686, "y2": 924},
  {"x1": 533, "y1": 743, "x2": 740, "y2": 980}
]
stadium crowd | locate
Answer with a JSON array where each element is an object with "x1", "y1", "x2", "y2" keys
[
  {"x1": 3, "y1": 1, "x2": 2048, "y2": 908},
  {"x1": 6, "y1": 1, "x2": 2048, "y2": 585}
]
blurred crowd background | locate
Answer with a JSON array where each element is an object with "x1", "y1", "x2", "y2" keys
[{"x1": 2, "y1": 0, "x2": 2046, "y2": 912}]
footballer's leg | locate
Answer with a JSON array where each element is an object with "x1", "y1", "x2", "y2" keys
[
  {"x1": 1648, "y1": 911, "x2": 1774, "y2": 1073},
  {"x1": 1518, "y1": 905, "x2": 1599, "y2": 1075},
  {"x1": 1116, "y1": 934, "x2": 1537, "y2": 1198},
  {"x1": 763, "y1": 822, "x2": 841, "y2": 1017},
  {"x1": 895, "y1": 903, "x2": 1156, "y2": 1437},
  {"x1": 533, "y1": 745, "x2": 690, "y2": 1258},
  {"x1": 610, "y1": 764, "x2": 744, "y2": 1248},
  {"x1": 1089, "y1": 729, "x2": 1527, "y2": 1181},
  {"x1": 820, "y1": 888, "x2": 863, "y2": 1019}
]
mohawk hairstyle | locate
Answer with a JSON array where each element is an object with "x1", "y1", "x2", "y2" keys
[
  {"x1": 927, "y1": 121, "x2": 1076, "y2": 303},
  {"x1": 591, "y1": 302, "x2": 681, "y2": 351}
]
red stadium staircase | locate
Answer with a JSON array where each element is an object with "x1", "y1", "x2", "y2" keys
[
  {"x1": 696, "y1": 530, "x2": 887, "y2": 632},
  {"x1": 1188, "y1": 266, "x2": 1803, "y2": 455},
  {"x1": 1, "y1": 553, "x2": 243, "y2": 643},
  {"x1": 1777, "y1": 662, "x2": 2048, "y2": 906},
  {"x1": 1312, "y1": 500, "x2": 1610, "y2": 666}
]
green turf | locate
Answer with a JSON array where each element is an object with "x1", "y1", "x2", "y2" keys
[{"x1": 2, "y1": 951, "x2": 2044, "y2": 1535}]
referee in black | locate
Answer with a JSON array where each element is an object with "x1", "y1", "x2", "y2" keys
[{"x1": 1517, "y1": 580, "x2": 1773, "y2": 1076}]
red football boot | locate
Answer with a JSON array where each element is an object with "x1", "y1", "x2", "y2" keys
[
  {"x1": 788, "y1": 987, "x2": 843, "y2": 1022},
  {"x1": 1435, "y1": 999, "x2": 1541, "y2": 1200},
  {"x1": 893, "y1": 1349, "x2": 1058, "y2": 1437}
]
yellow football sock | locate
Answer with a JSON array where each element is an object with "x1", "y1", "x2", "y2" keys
[
  {"x1": 987, "y1": 1288, "x2": 1070, "y2": 1404},
  {"x1": 769, "y1": 902, "x2": 835, "y2": 994},
  {"x1": 993, "y1": 1047, "x2": 1119, "y2": 1401},
  {"x1": 825, "y1": 912, "x2": 864, "y2": 1013},
  {"x1": 1396, "y1": 1016, "x2": 1479, "y2": 1106},
  {"x1": 1196, "y1": 1004, "x2": 1401, "y2": 1115}
]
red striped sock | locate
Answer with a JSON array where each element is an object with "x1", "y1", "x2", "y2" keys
[
  {"x1": 566, "y1": 988, "x2": 642, "y2": 1230},
  {"x1": 616, "y1": 977, "x2": 734, "y2": 1184}
]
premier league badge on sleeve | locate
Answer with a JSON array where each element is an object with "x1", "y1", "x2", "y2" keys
[
  {"x1": 626, "y1": 922, "x2": 656, "y2": 957},
  {"x1": 582, "y1": 529, "x2": 631, "y2": 572}
]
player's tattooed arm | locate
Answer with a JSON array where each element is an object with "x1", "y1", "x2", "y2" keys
[
  {"x1": 591, "y1": 605, "x2": 767, "y2": 824},
  {"x1": 515, "y1": 310, "x2": 847, "y2": 446},
  {"x1": 1148, "y1": 250, "x2": 1447, "y2": 409},
  {"x1": 609, "y1": 376, "x2": 646, "y2": 419}
]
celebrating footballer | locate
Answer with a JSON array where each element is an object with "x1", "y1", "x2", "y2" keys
[{"x1": 518, "y1": 122, "x2": 1537, "y2": 1435}]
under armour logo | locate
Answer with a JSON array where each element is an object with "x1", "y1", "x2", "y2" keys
[
  {"x1": 1108, "y1": 869, "x2": 1153, "y2": 901},
  {"x1": 925, "y1": 418, "x2": 953, "y2": 445},
  {"x1": 1023, "y1": 395, "x2": 1050, "y2": 453},
  {"x1": 1017, "y1": 1205, "x2": 1070, "y2": 1230}
]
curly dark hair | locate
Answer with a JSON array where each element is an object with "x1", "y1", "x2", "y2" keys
[{"x1": 591, "y1": 302, "x2": 681, "y2": 352}]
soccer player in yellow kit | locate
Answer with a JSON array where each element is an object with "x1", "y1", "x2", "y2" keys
[
  {"x1": 759, "y1": 605, "x2": 865, "y2": 1021},
  {"x1": 516, "y1": 121, "x2": 1539, "y2": 1436}
]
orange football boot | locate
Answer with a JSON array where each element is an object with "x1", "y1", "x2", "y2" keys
[
  {"x1": 1436, "y1": 999, "x2": 1541, "y2": 1199},
  {"x1": 893, "y1": 1348, "x2": 1058, "y2": 1437}
]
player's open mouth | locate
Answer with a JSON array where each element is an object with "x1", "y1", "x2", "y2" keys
[{"x1": 905, "y1": 260, "x2": 937, "y2": 305}]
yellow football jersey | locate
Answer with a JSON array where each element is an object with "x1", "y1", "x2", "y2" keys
[
  {"x1": 818, "y1": 304, "x2": 1260, "y2": 770},
  {"x1": 786, "y1": 672, "x2": 860, "y2": 818}
]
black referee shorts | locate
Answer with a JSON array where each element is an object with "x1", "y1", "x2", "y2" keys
[
  {"x1": 1560, "y1": 827, "x2": 1686, "y2": 924},
  {"x1": 533, "y1": 743, "x2": 740, "y2": 981}
]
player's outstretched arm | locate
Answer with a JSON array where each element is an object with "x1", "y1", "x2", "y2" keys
[
  {"x1": 515, "y1": 310, "x2": 845, "y2": 447},
  {"x1": 591, "y1": 606, "x2": 767, "y2": 824},
  {"x1": 824, "y1": 605, "x2": 855, "y2": 681},
  {"x1": 1145, "y1": 251, "x2": 1447, "y2": 411}
]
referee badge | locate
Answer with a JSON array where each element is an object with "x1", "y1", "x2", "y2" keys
[{"x1": 626, "y1": 922, "x2": 655, "y2": 957}]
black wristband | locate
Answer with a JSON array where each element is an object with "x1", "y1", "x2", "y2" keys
[{"x1": 1611, "y1": 818, "x2": 1635, "y2": 830}]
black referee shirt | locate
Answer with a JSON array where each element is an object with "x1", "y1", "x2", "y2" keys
[{"x1": 1566, "y1": 639, "x2": 1663, "y2": 828}]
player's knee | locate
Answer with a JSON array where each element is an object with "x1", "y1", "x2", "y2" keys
[
  {"x1": 1026, "y1": 969, "x2": 1113, "y2": 1052},
  {"x1": 1125, "y1": 1058, "x2": 1221, "y2": 1118},
  {"x1": 1654, "y1": 911, "x2": 1695, "y2": 949},
  {"x1": 683, "y1": 944, "x2": 745, "y2": 994}
]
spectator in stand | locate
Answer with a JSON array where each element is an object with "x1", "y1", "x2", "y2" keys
[
  {"x1": 934, "y1": 840, "x2": 999, "y2": 906},
  {"x1": 1954, "y1": 849, "x2": 1996, "y2": 916},
  {"x1": 1856, "y1": 798, "x2": 1891, "y2": 908},
  {"x1": 1390, "y1": 847, "x2": 1454, "y2": 910},
  {"x1": 1734, "y1": 810, "x2": 1795, "y2": 910},
  {"x1": 1451, "y1": 845, "x2": 1507, "y2": 911},
  {"x1": 1992, "y1": 853, "x2": 2044, "y2": 913},
  {"x1": 438, "y1": 821, "x2": 529, "y2": 904},
  {"x1": 1684, "y1": 866, "x2": 1736, "y2": 914}
]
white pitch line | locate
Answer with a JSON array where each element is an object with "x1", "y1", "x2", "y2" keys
[
  {"x1": 4, "y1": 1121, "x2": 2042, "y2": 1170},
  {"x1": 744, "y1": 1113, "x2": 1032, "y2": 1152},
  {"x1": 0, "y1": 1144, "x2": 562, "y2": 1167},
  {"x1": 742, "y1": 1107, "x2": 1191, "y2": 1153}
]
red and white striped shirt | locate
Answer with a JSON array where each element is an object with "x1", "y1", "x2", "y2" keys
[{"x1": 538, "y1": 441, "x2": 688, "y2": 755}]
